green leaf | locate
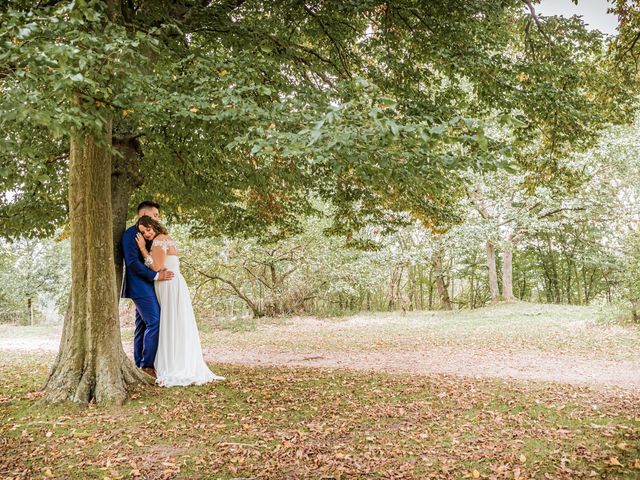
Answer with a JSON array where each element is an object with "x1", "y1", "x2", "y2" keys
[
  {"x1": 378, "y1": 97, "x2": 397, "y2": 109},
  {"x1": 387, "y1": 119, "x2": 400, "y2": 137}
]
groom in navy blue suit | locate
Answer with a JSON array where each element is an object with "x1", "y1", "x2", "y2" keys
[{"x1": 120, "y1": 201, "x2": 174, "y2": 378}]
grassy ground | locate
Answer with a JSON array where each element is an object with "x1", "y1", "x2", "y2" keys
[
  {"x1": 1, "y1": 303, "x2": 640, "y2": 479},
  {"x1": 1, "y1": 352, "x2": 639, "y2": 479},
  {"x1": 196, "y1": 303, "x2": 640, "y2": 361}
]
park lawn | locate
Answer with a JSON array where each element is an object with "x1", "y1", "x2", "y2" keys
[
  {"x1": 194, "y1": 303, "x2": 640, "y2": 361},
  {"x1": 1, "y1": 352, "x2": 639, "y2": 479}
]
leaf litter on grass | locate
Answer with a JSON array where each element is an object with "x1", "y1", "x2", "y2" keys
[{"x1": 1, "y1": 360, "x2": 639, "y2": 479}]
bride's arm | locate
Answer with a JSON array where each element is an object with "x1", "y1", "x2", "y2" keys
[{"x1": 136, "y1": 235, "x2": 167, "y2": 272}]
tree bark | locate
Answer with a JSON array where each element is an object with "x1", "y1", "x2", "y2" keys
[
  {"x1": 545, "y1": 235, "x2": 561, "y2": 303},
  {"x1": 28, "y1": 297, "x2": 34, "y2": 325},
  {"x1": 111, "y1": 134, "x2": 144, "y2": 292},
  {"x1": 432, "y1": 250, "x2": 452, "y2": 310},
  {"x1": 486, "y1": 240, "x2": 500, "y2": 301},
  {"x1": 45, "y1": 116, "x2": 151, "y2": 405},
  {"x1": 427, "y1": 266, "x2": 434, "y2": 309},
  {"x1": 469, "y1": 260, "x2": 476, "y2": 309},
  {"x1": 418, "y1": 265, "x2": 424, "y2": 310},
  {"x1": 501, "y1": 240, "x2": 515, "y2": 301}
]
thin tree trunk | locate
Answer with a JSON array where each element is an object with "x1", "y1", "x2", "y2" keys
[
  {"x1": 501, "y1": 239, "x2": 515, "y2": 301},
  {"x1": 603, "y1": 272, "x2": 613, "y2": 303},
  {"x1": 408, "y1": 266, "x2": 415, "y2": 310},
  {"x1": 546, "y1": 236, "x2": 561, "y2": 303},
  {"x1": 469, "y1": 262, "x2": 476, "y2": 309},
  {"x1": 486, "y1": 240, "x2": 500, "y2": 301},
  {"x1": 432, "y1": 251, "x2": 452, "y2": 310},
  {"x1": 428, "y1": 266, "x2": 434, "y2": 310},
  {"x1": 397, "y1": 266, "x2": 403, "y2": 310},
  {"x1": 565, "y1": 258, "x2": 573, "y2": 304},
  {"x1": 582, "y1": 266, "x2": 591, "y2": 304},
  {"x1": 536, "y1": 245, "x2": 553, "y2": 302},
  {"x1": 27, "y1": 298, "x2": 33, "y2": 325},
  {"x1": 45, "y1": 116, "x2": 150, "y2": 405},
  {"x1": 574, "y1": 264, "x2": 582, "y2": 305},
  {"x1": 418, "y1": 266, "x2": 424, "y2": 310}
]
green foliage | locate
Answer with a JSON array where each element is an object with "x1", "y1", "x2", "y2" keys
[
  {"x1": 174, "y1": 217, "x2": 397, "y2": 317},
  {"x1": 2, "y1": 1, "x2": 640, "y2": 322},
  {"x1": 1, "y1": 0, "x2": 633, "y2": 241},
  {"x1": 0, "y1": 238, "x2": 70, "y2": 323}
]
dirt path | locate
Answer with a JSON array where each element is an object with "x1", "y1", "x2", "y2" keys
[{"x1": 201, "y1": 346, "x2": 640, "y2": 391}]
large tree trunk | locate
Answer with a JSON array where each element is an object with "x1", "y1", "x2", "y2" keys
[
  {"x1": 432, "y1": 250, "x2": 452, "y2": 310},
  {"x1": 501, "y1": 239, "x2": 515, "y2": 301},
  {"x1": 486, "y1": 240, "x2": 500, "y2": 301},
  {"x1": 45, "y1": 117, "x2": 150, "y2": 405}
]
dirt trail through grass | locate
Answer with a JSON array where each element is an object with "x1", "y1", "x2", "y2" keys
[
  {"x1": 196, "y1": 303, "x2": 640, "y2": 391},
  {"x1": 4, "y1": 303, "x2": 638, "y2": 391},
  {"x1": 201, "y1": 345, "x2": 640, "y2": 391}
]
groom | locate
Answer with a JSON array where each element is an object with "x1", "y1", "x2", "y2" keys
[{"x1": 121, "y1": 201, "x2": 174, "y2": 379}]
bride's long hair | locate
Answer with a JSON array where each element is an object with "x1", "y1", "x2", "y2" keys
[{"x1": 136, "y1": 215, "x2": 168, "y2": 236}]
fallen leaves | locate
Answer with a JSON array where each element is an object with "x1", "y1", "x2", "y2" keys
[
  {"x1": 1, "y1": 363, "x2": 639, "y2": 479},
  {"x1": 608, "y1": 456, "x2": 622, "y2": 466}
]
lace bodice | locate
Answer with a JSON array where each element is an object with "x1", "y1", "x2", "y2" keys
[{"x1": 152, "y1": 238, "x2": 177, "y2": 254}]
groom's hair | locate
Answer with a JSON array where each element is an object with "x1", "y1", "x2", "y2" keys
[{"x1": 137, "y1": 200, "x2": 161, "y2": 213}]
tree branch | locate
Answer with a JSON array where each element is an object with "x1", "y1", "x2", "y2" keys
[
  {"x1": 522, "y1": 0, "x2": 551, "y2": 44},
  {"x1": 183, "y1": 261, "x2": 259, "y2": 315}
]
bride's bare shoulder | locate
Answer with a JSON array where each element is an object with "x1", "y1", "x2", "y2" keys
[{"x1": 154, "y1": 234, "x2": 170, "y2": 241}]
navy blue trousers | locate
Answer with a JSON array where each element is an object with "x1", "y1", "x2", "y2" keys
[{"x1": 132, "y1": 296, "x2": 161, "y2": 368}]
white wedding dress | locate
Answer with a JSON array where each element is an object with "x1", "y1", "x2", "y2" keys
[{"x1": 153, "y1": 240, "x2": 224, "y2": 387}]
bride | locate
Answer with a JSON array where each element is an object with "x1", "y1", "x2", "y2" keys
[{"x1": 135, "y1": 215, "x2": 224, "y2": 387}]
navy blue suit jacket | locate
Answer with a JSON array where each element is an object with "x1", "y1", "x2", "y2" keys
[{"x1": 121, "y1": 225, "x2": 157, "y2": 299}]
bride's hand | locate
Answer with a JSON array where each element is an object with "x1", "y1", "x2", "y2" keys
[{"x1": 135, "y1": 233, "x2": 147, "y2": 252}]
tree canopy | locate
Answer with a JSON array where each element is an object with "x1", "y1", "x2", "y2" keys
[{"x1": 1, "y1": 0, "x2": 632, "y2": 239}]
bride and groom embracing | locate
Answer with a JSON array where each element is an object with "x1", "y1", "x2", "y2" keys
[{"x1": 120, "y1": 201, "x2": 224, "y2": 387}]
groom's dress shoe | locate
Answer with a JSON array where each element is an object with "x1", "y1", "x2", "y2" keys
[{"x1": 141, "y1": 367, "x2": 157, "y2": 379}]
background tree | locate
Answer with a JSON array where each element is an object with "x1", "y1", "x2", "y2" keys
[{"x1": 0, "y1": 238, "x2": 70, "y2": 324}]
